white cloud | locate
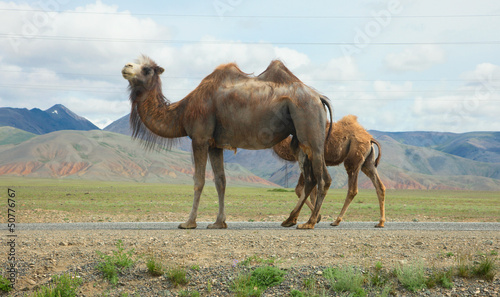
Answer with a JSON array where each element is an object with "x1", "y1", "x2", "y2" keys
[
  {"x1": 1, "y1": 1, "x2": 499, "y2": 133},
  {"x1": 373, "y1": 80, "x2": 412, "y2": 99},
  {"x1": 384, "y1": 45, "x2": 445, "y2": 72}
]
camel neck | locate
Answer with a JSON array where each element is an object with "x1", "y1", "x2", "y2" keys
[{"x1": 132, "y1": 89, "x2": 187, "y2": 139}]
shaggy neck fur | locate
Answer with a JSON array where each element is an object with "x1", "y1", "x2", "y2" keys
[{"x1": 128, "y1": 75, "x2": 187, "y2": 149}]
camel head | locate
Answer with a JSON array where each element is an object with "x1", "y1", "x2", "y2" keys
[{"x1": 122, "y1": 55, "x2": 165, "y2": 91}]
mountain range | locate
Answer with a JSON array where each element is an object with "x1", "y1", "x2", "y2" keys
[
  {"x1": 1, "y1": 105, "x2": 499, "y2": 190},
  {"x1": 0, "y1": 104, "x2": 99, "y2": 135}
]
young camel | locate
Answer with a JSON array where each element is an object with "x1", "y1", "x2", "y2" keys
[
  {"x1": 273, "y1": 115, "x2": 386, "y2": 228},
  {"x1": 122, "y1": 56, "x2": 332, "y2": 229}
]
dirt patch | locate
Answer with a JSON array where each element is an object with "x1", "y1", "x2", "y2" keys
[{"x1": 2, "y1": 228, "x2": 499, "y2": 296}]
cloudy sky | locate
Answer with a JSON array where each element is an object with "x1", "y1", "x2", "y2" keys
[{"x1": 1, "y1": 0, "x2": 499, "y2": 132}]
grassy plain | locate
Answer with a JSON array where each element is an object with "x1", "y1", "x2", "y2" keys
[{"x1": 1, "y1": 177, "x2": 499, "y2": 223}]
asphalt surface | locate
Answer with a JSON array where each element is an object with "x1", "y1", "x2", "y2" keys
[{"x1": 10, "y1": 221, "x2": 500, "y2": 231}]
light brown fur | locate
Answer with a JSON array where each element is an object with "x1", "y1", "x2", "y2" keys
[
  {"x1": 273, "y1": 115, "x2": 386, "y2": 228},
  {"x1": 122, "y1": 55, "x2": 332, "y2": 229}
]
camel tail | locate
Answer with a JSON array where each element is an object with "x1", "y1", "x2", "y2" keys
[
  {"x1": 320, "y1": 96, "x2": 333, "y2": 141},
  {"x1": 370, "y1": 138, "x2": 382, "y2": 167}
]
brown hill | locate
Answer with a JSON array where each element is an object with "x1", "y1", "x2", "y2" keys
[{"x1": 0, "y1": 128, "x2": 278, "y2": 187}]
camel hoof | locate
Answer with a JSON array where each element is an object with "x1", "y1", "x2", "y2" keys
[
  {"x1": 297, "y1": 223, "x2": 315, "y2": 229},
  {"x1": 178, "y1": 222, "x2": 197, "y2": 229},
  {"x1": 330, "y1": 220, "x2": 341, "y2": 227},
  {"x1": 375, "y1": 224, "x2": 385, "y2": 228},
  {"x1": 281, "y1": 220, "x2": 296, "y2": 227},
  {"x1": 207, "y1": 222, "x2": 227, "y2": 229}
]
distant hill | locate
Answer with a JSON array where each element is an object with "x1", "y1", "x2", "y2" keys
[
  {"x1": 103, "y1": 114, "x2": 130, "y2": 135},
  {"x1": 0, "y1": 129, "x2": 279, "y2": 187},
  {"x1": 0, "y1": 127, "x2": 36, "y2": 145},
  {"x1": 0, "y1": 104, "x2": 99, "y2": 134},
  {"x1": 370, "y1": 130, "x2": 500, "y2": 164}
]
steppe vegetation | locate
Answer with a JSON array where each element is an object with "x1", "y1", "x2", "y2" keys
[{"x1": 2, "y1": 177, "x2": 499, "y2": 224}]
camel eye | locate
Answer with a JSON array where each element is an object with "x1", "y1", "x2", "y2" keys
[{"x1": 142, "y1": 67, "x2": 152, "y2": 75}]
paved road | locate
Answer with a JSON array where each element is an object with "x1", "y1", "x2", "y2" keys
[{"x1": 11, "y1": 221, "x2": 500, "y2": 231}]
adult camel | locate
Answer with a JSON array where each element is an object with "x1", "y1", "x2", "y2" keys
[{"x1": 122, "y1": 55, "x2": 332, "y2": 229}]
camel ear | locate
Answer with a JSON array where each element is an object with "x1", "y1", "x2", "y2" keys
[{"x1": 156, "y1": 67, "x2": 165, "y2": 75}]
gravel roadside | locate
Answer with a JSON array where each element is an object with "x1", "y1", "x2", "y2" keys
[{"x1": 2, "y1": 228, "x2": 499, "y2": 296}]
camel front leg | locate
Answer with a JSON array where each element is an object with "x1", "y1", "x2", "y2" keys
[
  {"x1": 331, "y1": 167, "x2": 360, "y2": 227},
  {"x1": 178, "y1": 142, "x2": 208, "y2": 229},
  {"x1": 207, "y1": 147, "x2": 227, "y2": 229}
]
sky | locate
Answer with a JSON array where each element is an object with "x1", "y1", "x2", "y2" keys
[{"x1": 1, "y1": 0, "x2": 499, "y2": 132}]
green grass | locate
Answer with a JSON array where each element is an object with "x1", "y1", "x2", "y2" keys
[
  {"x1": 324, "y1": 266, "x2": 366, "y2": 297},
  {"x1": 427, "y1": 269, "x2": 454, "y2": 289},
  {"x1": 290, "y1": 276, "x2": 328, "y2": 297},
  {"x1": 0, "y1": 274, "x2": 12, "y2": 293},
  {"x1": 96, "y1": 240, "x2": 137, "y2": 285},
  {"x1": 1, "y1": 177, "x2": 499, "y2": 223},
  {"x1": 146, "y1": 256, "x2": 165, "y2": 277},
  {"x1": 231, "y1": 266, "x2": 286, "y2": 297},
  {"x1": 30, "y1": 273, "x2": 82, "y2": 297},
  {"x1": 472, "y1": 257, "x2": 497, "y2": 281},
  {"x1": 393, "y1": 261, "x2": 427, "y2": 292},
  {"x1": 166, "y1": 266, "x2": 189, "y2": 287}
]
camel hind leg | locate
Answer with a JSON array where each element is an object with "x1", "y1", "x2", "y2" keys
[
  {"x1": 207, "y1": 147, "x2": 227, "y2": 229},
  {"x1": 287, "y1": 98, "x2": 331, "y2": 229},
  {"x1": 282, "y1": 152, "x2": 316, "y2": 227},
  {"x1": 281, "y1": 174, "x2": 320, "y2": 227},
  {"x1": 361, "y1": 150, "x2": 386, "y2": 228},
  {"x1": 297, "y1": 149, "x2": 331, "y2": 229}
]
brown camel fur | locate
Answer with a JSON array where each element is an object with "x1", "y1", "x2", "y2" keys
[
  {"x1": 273, "y1": 115, "x2": 386, "y2": 228},
  {"x1": 122, "y1": 55, "x2": 332, "y2": 229}
]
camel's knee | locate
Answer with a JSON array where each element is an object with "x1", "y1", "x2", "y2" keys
[
  {"x1": 216, "y1": 174, "x2": 226, "y2": 187},
  {"x1": 324, "y1": 173, "x2": 332, "y2": 189},
  {"x1": 193, "y1": 179, "x2": 205, "y2": 192},
  {"x1": 377, "y1": 184, "x2": 386, "y2": 199},
  {"x1": 348, "y1": 188, "x2": 358, "y2": 198}
]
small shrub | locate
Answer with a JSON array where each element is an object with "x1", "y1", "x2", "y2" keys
[
  {"x1": 167, "y1": 266, "x2": 189, "y2": 287},
  {"x1": 289, "y1": 290, "x2": 306, "y2": 297},
  {"x1": 394, "y1": 262, "x2": 427, "y2": 292},
  {"x1": 96, "y1": 240, "x2": 137, "y2": 284},
  {"x1": 456, "y1": 257, "x2": 471, "y2": 278},
  {"x1": 371, "y1": 261, "x2": 389, "y2": 287},
  {"x1": 31, "y1": 273, "x2": 82, "y2": 297},
  {"x1": 231, "y1": 266, "x2": 286, "y2": 297},
  {"x1": 290, "y1": 276, "x2": 327, "y2": 297},
  {"x1": 97, "y1": 260, "x2": 118, "y2": 285},
  {"x1": 427, "y1": 269, "x2": 453, "y2": 289},
  {"x1": 146, "y1": 256, "x2": 165, "y2": 276},
  {"x1": 473, "y1": 257, "x2": 497, "y2": 282},
  {"x1": 251, "y1": 266, "x2": 286, "y2": 288},
  {"x1": 324, "y1": 266, "x2": 366, "y2": 297},
  {"x1": 231, "y1": 273, "x2": 261, "y2": 297},
  {"x1": 0, "y1": 275, "x2": 12, "y2": 292}
]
